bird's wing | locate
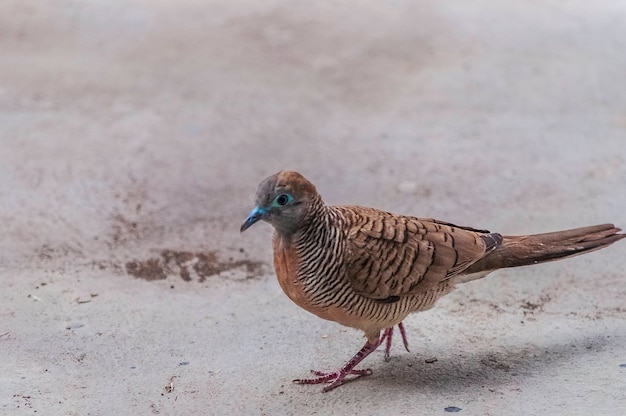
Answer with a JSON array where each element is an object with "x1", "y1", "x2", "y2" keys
[{"x1": 341, "y1": 207, "x2": 501, "y2": 300}]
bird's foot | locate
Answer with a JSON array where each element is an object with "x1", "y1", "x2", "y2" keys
[
  {"x1": 293, "y1": 368, "x2": 373, "y2": 392},
  {"x1": 380, "y1": 321, "x2": 410, "y2": 361},
  {"x1": 292, "y1": 340, "x2": 379, "y2": 392}
]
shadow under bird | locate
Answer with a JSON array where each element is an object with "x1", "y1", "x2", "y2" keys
[{"x1": 240, "y1": 170, "x2": 625, "y2": 392}]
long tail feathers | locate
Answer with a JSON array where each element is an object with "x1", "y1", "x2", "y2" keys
[{"x1": 466, "y1": 224, "x2": 625, "y2": 274}]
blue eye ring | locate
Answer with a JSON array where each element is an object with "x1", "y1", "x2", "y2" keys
[{"x1": 274, "y1": 193, "x2": 293, "y2": 206}]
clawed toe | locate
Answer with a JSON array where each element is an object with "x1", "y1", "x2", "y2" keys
[
  {"x1": 293, "y1": 368, "x2": 373, "y2": 392},
  {"x1": 291, "y1": 340, "x2": 379, "y2": 392},
  {"x1": 309, "y1": 368, "x2": 372, "y2": 378}
]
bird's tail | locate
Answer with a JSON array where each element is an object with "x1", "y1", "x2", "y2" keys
[{"x1": 465, "y1": 224, "x2": 625, "y2": 274}]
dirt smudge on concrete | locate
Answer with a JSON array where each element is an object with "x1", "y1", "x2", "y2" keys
[
  {"x1": 126, "y1": 258, "x2": 168, "y2": 281},
  {"x1": 125, "y1": 250, "x2": 264, "y2": 282}
]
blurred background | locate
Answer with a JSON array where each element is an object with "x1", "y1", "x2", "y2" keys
[{"x1": 1, "y1": 1, "x2": 625, "y2": 415}]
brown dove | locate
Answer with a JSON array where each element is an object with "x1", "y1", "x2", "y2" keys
[{"x1": 240, "y1": 170, "x2": 625, "y2": 392}]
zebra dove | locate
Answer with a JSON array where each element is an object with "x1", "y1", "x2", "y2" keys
[{"x1": 240, "y1": 170, "x2": 625, "y2": 392}]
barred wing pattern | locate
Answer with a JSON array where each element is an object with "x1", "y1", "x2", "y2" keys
[{"x1": 339, "y1": 207, "x2": 502, "y2": 300}]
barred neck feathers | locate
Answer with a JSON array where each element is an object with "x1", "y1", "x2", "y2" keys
[
  {"x1": 291, "y1": 202, "x2": 335, "y2": 249},
  {"x1": 291, "y1": 206, "x2": 348, "y2": 293}
]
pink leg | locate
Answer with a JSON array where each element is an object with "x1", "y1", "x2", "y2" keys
[
  {"x1": 380, "y1": 327, "x2": 394, "y2": 361},
  {"x1": 397, "y1": 322, "x2": 410, "y2": 352},
  {"x1": 379, "y1": 322, "x2": 411, "y2": 361},
  {"x1": 293, "y1": 340, "x2": 380, "y2": 392}
]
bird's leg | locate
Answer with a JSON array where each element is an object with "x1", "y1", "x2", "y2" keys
[
  {"x1": 380, "y1": 322, "x2": 411, "y2": 361},
  {"x1": 397, "y1": 322, "x2": 410, "y2": 352},
  {"x1": 293, "y1": 340, "x2": 380, "y2": 392},
  {"x1": 380, "y1": 327, "x2": 394, "y2": 361}
]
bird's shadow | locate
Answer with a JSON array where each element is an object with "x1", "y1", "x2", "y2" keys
[{"x1": 358, "y1": 331, "x2": 616, "y2": 394}]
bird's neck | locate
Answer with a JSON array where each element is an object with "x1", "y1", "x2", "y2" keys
[{"x1": 274, "y1": 199, "x2": 331, "y2": 250}]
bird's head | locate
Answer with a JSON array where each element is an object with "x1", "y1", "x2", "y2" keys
[{"x1": 240, "y1": 170, "x2": 320, "y2": 236}]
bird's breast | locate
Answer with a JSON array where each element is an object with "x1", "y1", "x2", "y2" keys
[{"x1": 272, "y1": 235, "x2": 353, "y2": 325}]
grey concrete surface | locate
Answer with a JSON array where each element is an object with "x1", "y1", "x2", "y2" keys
[{"x1": 1, "y1": 1, "x2": 626, "y2": 415}]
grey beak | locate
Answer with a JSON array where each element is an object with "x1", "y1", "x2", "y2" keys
[{"x1": 240, "y1": 206, "x2": 266, "y2": 232}]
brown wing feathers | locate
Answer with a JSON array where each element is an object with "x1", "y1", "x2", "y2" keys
[{"x1": 341, "y1": 206, "x2": 498, "y2": 299}]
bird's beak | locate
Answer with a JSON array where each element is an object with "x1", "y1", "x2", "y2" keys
[{"x1": 240, "y1": 206, "x2": 266, "y2": 232}]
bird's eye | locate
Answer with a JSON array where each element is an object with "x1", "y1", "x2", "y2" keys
[{"x1": 275, "y1": 194, "x2": 292, "y2": 206}]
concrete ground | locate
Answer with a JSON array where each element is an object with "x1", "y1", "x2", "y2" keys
[{"x1": 1, "y1": 1, "x2": 626, "y2": 415}]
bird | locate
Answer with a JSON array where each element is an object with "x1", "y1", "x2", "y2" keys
[{"x1": 240, "y1": 170, "x2": 625, "y2": 392}]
